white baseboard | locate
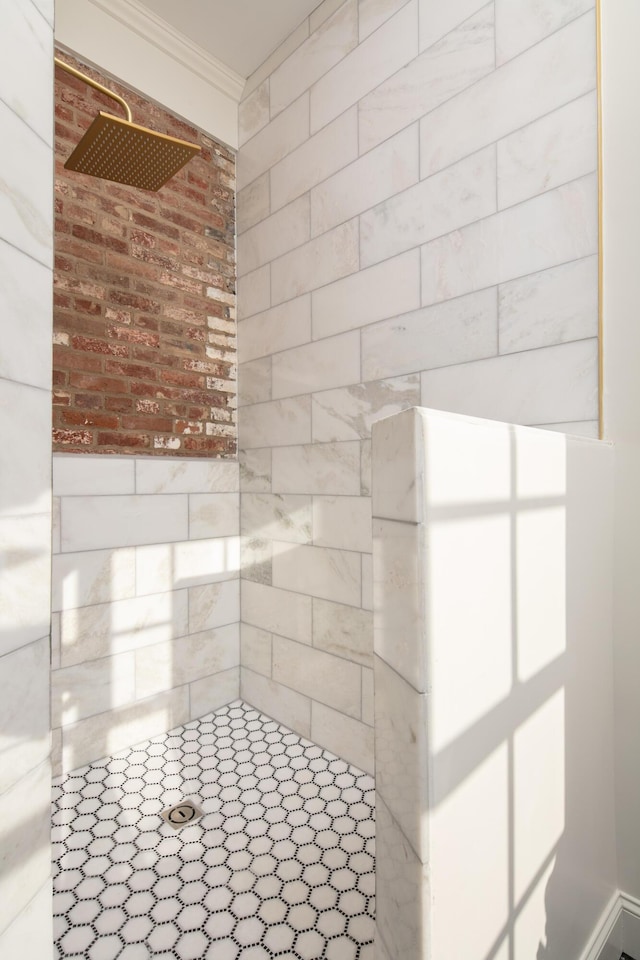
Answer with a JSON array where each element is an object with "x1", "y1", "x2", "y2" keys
[{"x1": 580, "y1": 890, "x2": 640, "y2": 960}]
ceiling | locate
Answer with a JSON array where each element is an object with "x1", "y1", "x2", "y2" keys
[{"x1": 135, "y1": 0, "x2": 322, "y2": 79}]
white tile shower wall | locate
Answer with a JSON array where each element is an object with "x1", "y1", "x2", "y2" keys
[
  {"x1": 0, "y1": 0, "x2": 54, "y2": 952},
  {"x1": 51, "y1": 454, "x2": 240, "y2": 776},
  {"x1": 237, "y1": 0, "x2": 599, "y2": 773}
]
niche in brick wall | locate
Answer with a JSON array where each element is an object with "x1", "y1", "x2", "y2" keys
[{"x1": 53, "y1": 52, "x2": 237, "y2": 458}]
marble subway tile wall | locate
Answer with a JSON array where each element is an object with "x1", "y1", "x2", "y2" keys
[
  {"x1": 0, "y1": 0, "x2": 54, "y2": 954},
  {"x1": 51, "y1": 455, "x2": 240, "y2": 775},
  {"x1": 237, "y1": 0, "x2": 599, "y2": 772}
]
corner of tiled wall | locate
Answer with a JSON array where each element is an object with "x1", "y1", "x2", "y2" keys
[{"x1": 0, "y1": 0, "x2": 55, "y2": 953}]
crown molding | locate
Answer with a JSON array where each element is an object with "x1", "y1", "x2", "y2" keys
[{"x1": 85, "y1": 0, "x2": 245, "y2": 103}]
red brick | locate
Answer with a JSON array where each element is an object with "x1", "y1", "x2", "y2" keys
[
  {"x1": 69, "y1": 373, "x2": 128, "y2": 393},
  {"x1": 105, "y1": 396, "x2": 134, "y2": 413},
  {"x1": 122, "y1": 415, "x2": 173, "y2": 432},
  {"x1": 63, "y1": 410, "x2": 119, "y2": 429},
  {"x1": 53, "y1": 428, "x2": 92, "y2": 445},
  {"x1": 105, "y1": 360, "x2": 157, "y2": 380},
  {"x1": 97, "y1": 431, "x2": 150, "y2": 448},
  {"x1": 71, "y1": 335, "x2": 128, "y2": 357}
]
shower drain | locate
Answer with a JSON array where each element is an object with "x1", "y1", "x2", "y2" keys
[{"x1": 160, "y1": 799, "x2": 203, "y2": 830}]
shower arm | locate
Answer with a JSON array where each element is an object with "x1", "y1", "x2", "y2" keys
[{"x1": 54, "y1": 57, "x2": 132, "y2": 123}]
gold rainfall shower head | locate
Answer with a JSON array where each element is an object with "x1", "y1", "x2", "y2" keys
[{"x1": 55, "y1": 57, "x2": 201, "y2": 192}]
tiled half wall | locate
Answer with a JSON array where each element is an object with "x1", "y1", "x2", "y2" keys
[
  {"x1": 236, "y1": 0, "x2": 599, "y2": 773},
  {"x1": 51, "y1": 454, "x2": 240, "y2": 776}
]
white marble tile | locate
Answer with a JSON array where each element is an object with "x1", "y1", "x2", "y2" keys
[
  {"x1": 272, "y1": 441, "x2": 361, "y2": 495},
  {"x1": 0, "y1": 100, "x2": 52, "y2": 267},
  {"x1": 419, "y1": 0, "x2": 488, "y2": 49},
  {"x1": 189, "y1": 666, "x2": 239, "y2": 720},
  {"x1": 0, "y1": 239, "x2": 51, "y2": 389},
  {"x1": 238, "y1": 79, "x2": 270, "y2": 146},
  {"x1": 0, "y1": 513, "x2": 51, "y2": 657},
  {"x1": 310, "y1": 0, "x2": 418, "y2": 134},
  {"x1": 363, "y1": 287, "x2": 498, "y2": 381},
  {"x1": 189, "y1": 579, "x2": 240, "y2": 633},
  {"x1": 135, "y1": 537, "x2": 240, "y2": 595},
  {"x1": 243, "y1": 19, "x2": 310, "y2": 98},
  {"x1": 360, "y1": 3, "x2": 494, "y2": 153},
  {"x1": 271, "y1": 107, "x2": 358, "y2": 213},
  {"x1": 271, "y1": 219, "x2": 359, "y2": 305},
  {"x1": 237, "y1": 264, "x2": 271, "y2": 320},
  {"x1": 375, "y1": 655, "x2": 428, "y2": 857},
  {"x1": 241, "y1": 667, "x2": 311, "y2": 738},
  {"x1": 272, "y1": 543, "x2": 361, "y2": 606},
  {"x1": 273, "y1": 635, "x2": 362, "y2": 718},
  {"x1": 312, "y1": 249, "x2": 420, "y2": 340},
  {"x1": 238, "y1": 194, "x2": 310, "y2": 276},
  {"x1": 241, "y1": 493, "x2": 312, "y2": 543},
  {"x1": 371, "y1": 407, "x2": 423, "y2": 523},
  {"x1": 238, "y1": 295, "x2": 311, "y2": 363},
  {"x1": 311, "y1": 0, "x2": 349, "y2": 32},
  {"x1": 373, "y1": 518, "x2": 426, "y2": 690},
  {"x1": 52, "y1": 547, "x2": 136, "y2": 612},
  {"x1": 54, "y1": 454, "x2": 135, "y2": 496},
  {"x1": 362, "y1": 667, "x2": 374, "y2": 725},
  {"x1": 375, "y1": 793, "x2": 429, "y2": 958},
  {"x1": 135, "y1": 458, "x2": 239, "y2": 494},
  {"x1": 498, "y1": 91, "x2": 597, "y2": 209},
  {"x1": 496, "y1": 0, "x2": 593, "y2": 65},
  {"x1": 239, "y1": 357, "x2": 272, "y2": 407},
  {"x1": 239, "y1": 396, "x2": 311, "y2": 449},
  {"x1": 242, "y1": 580, "x2": 312, "y2": 645},
  {"x1": 0, "y1": 881, "x2": 53, "y2": 960},
  {"x1": 135, "y1": 623, "x2": 239, "y2": 699},
  {"x1": 0, "y1": 637, "x2": 49, "y2": 794},
  {"x1": 271, "y1": 0, "x2": 358, "y2": 116},
  {"x1": 237, "y1": 172, "x2": 271, "y2": 235},
  {"x1": 240, "y1": 534, "x2": 272, "y2": 586},
  {"x1": 2, "y1": 0, "x2": 52, "y2": 142},
  {"x1": 313, "y1": 597, "x2": 373, "y2": 667},
  {"x1": 421, "y1": 338, "x2": 598, "y2": 425},
  {"x1": 52, "y1": 652, "x2": 135, "y2": 727},
  {"x1": 420, "y1": 12, "x2": 596, "y2": 177},
  {"x1": 237, "y1": 93, "x2": 309, "y2": 191},
  {"x1": 272, "y1": 331, "x2": 360, "y2": 399},
  {"x1": 61, "y1": 494, "x2": 188, "y2": 552},
  {"x1": 362, "y1": 552, "x2": 373, "y2": 610},
  {"x1": 421, "y1": 174, "x2": 598, "y2": 305},
  {"x1": 312, "y1": 375, "x2": 420, "y2": 442},
  {"x1": 361, "y1": 438, "x2": 372, "y2": 496},
  {"x1": 189, "y1": 492, "x2": 240, "y2": 539},
  {"x1": 59, "y1": 687, "x2": 189, "y2": 774},
  {"x1": 313, "y1": 496, "x2": 372, "y2": 552},
  {"x1": 60, "y1": 589, "x2": 189, "y2": 667},
  {"x1": 499, "y1": 255, "x2": 598, "y2": 355},
  {"x1": 240, "y1": 623, "x2": 272, "y2": 677},
  {"x1": 312, "y1": 125, "x2": 419, "y2": 237},
  {"x1": 311, "y1": 701, "x2": 374, "y2": 774},
  {"x1": 240, "y1": 448, "x2": 272, "y2": 493},
  {"x1": 52, "y1": 497, "x2": 60, "y2": 554},
  {"x1": 361, "y1": 145, "x2": 496, "y2": 268},
  {"x1": 0, "y1": 379, "x2": 50, "y2": 518},
  {"x1": 51, "y1": 612, "x2": 60, "y2": 669},
  {"x1": 359, "y1": 0, "x2": 412, "y2": 40},
  {"x1": 0, "y1": 759, "x2": 52, "y2": 933}
]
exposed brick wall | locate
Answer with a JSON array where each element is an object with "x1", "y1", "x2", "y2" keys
[{"x1": 53, "y1": 52, "x2": 237, "y2": 457}]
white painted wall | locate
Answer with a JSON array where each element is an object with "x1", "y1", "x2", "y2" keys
[
  {"x1": 600, "y1": 0, "x2": 640, "y2": 909},
  {"x1": 372, "y1": 408, "x2": 618, "y2": 960},
  {"x1": 51, "y1": 455, "x2": 241, "y2": 775},
  {"x1": 0, "y1": 0, "x2": 54, "y2": 953},
  {"x1": 55, "y1": 0, "x2": 243, "y2": 147}
]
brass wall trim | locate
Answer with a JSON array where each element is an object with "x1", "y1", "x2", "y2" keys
[{"x1": 597, "y1": 0, "x2": 604, "y2": 440}]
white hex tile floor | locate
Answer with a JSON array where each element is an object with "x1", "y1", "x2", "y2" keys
[{"x1": 52, "y1": 701, "x2": 375, "y2": 958}]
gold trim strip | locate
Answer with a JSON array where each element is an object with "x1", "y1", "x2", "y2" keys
[
  {"x1": 596, "y1": 0, "x2": 604, "y2": 439},
  {"x1": 54, "y1": 56, "x2": 133, "y2": 123}
]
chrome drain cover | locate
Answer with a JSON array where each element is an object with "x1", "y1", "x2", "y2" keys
[{"x1": 161, "y1": 799, "x2": 203, "y2": 830}]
